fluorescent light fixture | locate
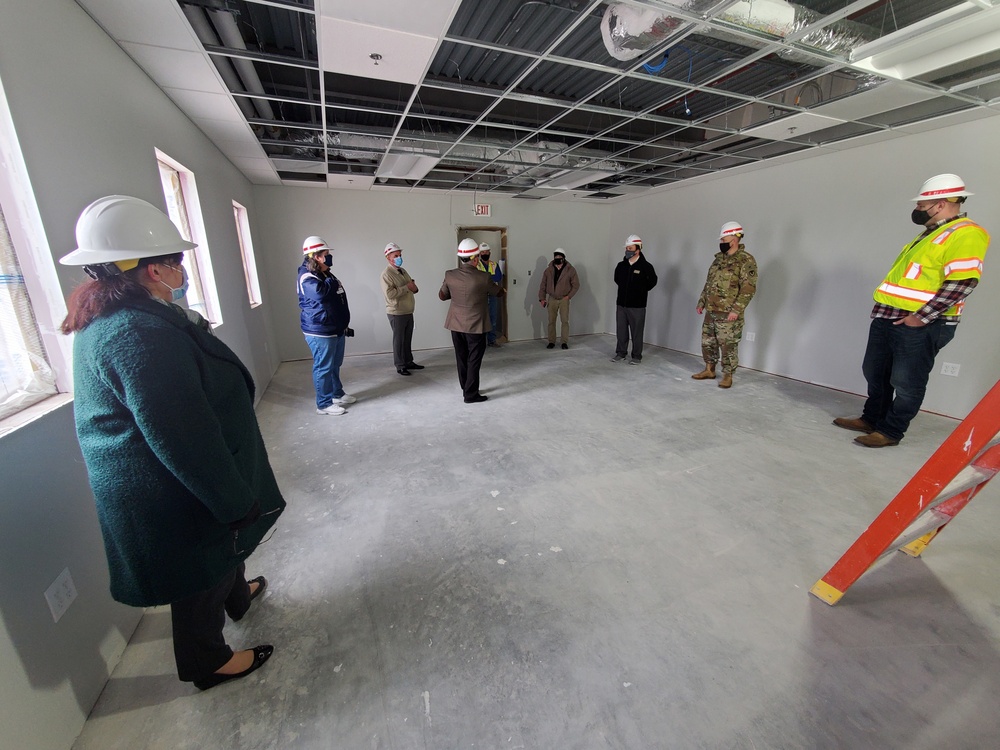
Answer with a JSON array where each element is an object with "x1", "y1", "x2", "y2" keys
[
  {"x1": 376, "y1": 153, "x2": 440, "y2": 180},
  {"x1": 852, "y1": 3, "x2": 1000, "y2": 81},
  {"x1": 542, "y1": 169, "x2": 617, "y2": 190}
]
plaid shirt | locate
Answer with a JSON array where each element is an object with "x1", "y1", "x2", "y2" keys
[{"x1": 870, "y1": 214, "x2": 979, "y2": 324}]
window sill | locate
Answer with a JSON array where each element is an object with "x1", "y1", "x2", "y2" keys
[{"x1": 0, "y1": 392, "x2": 73, "y2": 439}]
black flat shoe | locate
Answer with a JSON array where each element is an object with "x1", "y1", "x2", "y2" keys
[
  {"x1": 194, "y1": 645, "x2": 274, "y2": 691},
  {"x1": 561, "y1": 343, "x2": 568, "y2": 350},
  {"x1": 248, "y1": 576, "x2": 267, "y2": 602},
  {"x1": 464, "y1": 394, "x2": 489, "y2": 403},
  {"x1": 546, "y1": 343, "x2": 555, "y2": 349},
  {"x1": 397, "y1": 368, "x2": 411, "y2": 376},
  {"x1": 405, "y1": 362, "x2": 425, "y2": 370}
]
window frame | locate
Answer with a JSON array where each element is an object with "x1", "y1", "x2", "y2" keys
[
  {"x1": 155, "y1": 148, "x2": 224, "y2": 327},
  {"x1": 232, "y1": 200, "x2": 263, "y2": 308}
]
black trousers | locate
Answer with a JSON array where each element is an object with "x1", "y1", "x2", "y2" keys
[
  {"x1": 388, "y1": 313, "x2": 415, "y2": 368},
  {"x1": 452, "y1": 331, "x2": 487, "y2": 400},
  {"x1": 615, "y1": 305, "x2": 646, "y2": 361},
  {"x1": 170, "y1": 562, "x2": 250, "y2": 682}
]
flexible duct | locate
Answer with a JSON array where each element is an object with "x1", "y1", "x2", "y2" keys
[{"x1": 601, "y1": 0, "x2": 875, "y2": 62}]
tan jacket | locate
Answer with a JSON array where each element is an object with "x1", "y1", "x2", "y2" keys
[
  {"x1": 538, "y1": 260, "x2": 580, "y2": 302},
  {"x1": 439, "y1": 262, "x2": 502, "y2": 333},
  {"x1": 381, "y1": 265, "x2": 416, "y2": 315}
]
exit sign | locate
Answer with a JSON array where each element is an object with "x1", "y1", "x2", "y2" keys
[{"x1": 475, "y1": 203, "x2": 491, "y2": 217}]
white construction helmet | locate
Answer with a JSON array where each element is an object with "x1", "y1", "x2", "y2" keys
[
  {"x1": 457, "y1": 238, "x2": 480, "y2": 257},
  {"x1": 302, "y1": 235, "x2": 330, "y2": 255},
  {"x1": 625, "y1": 233, "x2": 642, "y2": 248},
  {"x1": 479, "y1": 242, "x2": 491, "y2": 253},
  {"x1": 719, "y1": 221, "x2": 743, "y2": 239},
  {"x1": 384, "y1": 242, "x2": 402, "y2": 257},
  {"x1": 59, "y1": 195, "x2": 196, "y2": 277},
  {"x1": 910, "y1": 173, "x2": 973, "y2": 202}
]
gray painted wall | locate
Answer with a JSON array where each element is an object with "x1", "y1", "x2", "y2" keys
[
  {"x1": 607, "y1": 116, "x2": 1000, "y2": 420},
  {"x1": 0, "y1": 1, "x2": 281, "y2": 747},
  {"x1": 252, "y1": 186, "x2": 614, "y2": 364}
]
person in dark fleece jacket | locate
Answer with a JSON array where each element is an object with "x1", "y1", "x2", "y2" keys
[
  {"x1": 612, "y1": 233, "x2": 658, "y2": 364},
  {"x1": 59, "y1": 195, "x2": 285, "y2": 691}
]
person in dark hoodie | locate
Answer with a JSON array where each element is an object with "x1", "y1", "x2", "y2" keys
[
  {"x1": 612, "y1": 233, "x2": 658, "y2": 364},
  {"x1": 59, "y1": 195, "x2": 285, "y2": 691},
  {"x1": 298, "y1": 235, "x2": 356, "y2": 415}
]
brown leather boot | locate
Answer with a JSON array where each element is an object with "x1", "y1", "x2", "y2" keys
[
  {"x1": 718, "y1": 372, "x2": 733, "y2": 389},
  {"x1": 832, "y1": 417, "x2": 874, "y2": 433},
  {"x1": 854, "y1": 431, "x2": 900, "y2": 448},
  {"x1": 692, "y1": 363, "x2": 716, "y2": 380}
]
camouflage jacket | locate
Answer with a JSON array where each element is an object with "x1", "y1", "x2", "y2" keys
[{"x1": 697, "y1": 246, "x2": 757, "y2": 315}]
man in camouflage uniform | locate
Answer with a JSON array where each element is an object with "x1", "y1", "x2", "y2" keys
[{"x1": 692, "y1": 221, "x2": 758, "y2": 388}]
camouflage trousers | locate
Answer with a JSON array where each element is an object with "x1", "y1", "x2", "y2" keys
[{"x1": 701, "y1": 314, "x2": 744, "y2": 374}]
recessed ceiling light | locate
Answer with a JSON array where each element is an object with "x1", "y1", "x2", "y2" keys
[{"x1": 369, "y1": 53, "x2": 382, "y2": 65}]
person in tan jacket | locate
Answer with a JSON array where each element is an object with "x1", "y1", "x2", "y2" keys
[
  {"x1": 537, "y1": 249, "x2": 580, "y2": 349},
  {"x1": 380, "y1": 242, "x2": 423, "y2": 376},
  {"x1": 439, "y1": 238, "x2": 504, "y2": 403}
]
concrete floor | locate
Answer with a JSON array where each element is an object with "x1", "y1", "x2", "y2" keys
[{"x1": 74, "y1": 334, "x2": 1000, "y2": 749}]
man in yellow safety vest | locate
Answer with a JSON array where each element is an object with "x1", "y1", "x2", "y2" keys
[{"x1": 834, "y1": 173, "x2": 989, "y2": 447}]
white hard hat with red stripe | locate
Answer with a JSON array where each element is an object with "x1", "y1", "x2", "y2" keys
[
  {"x1": 302, "y1": 235, "x2": 330, "y2": 255},
  {"x1": 625, "y1": 233, "x2": 642, "y2": 248},
  {"x1": 910, "y1": 174, "x2": 973, "y2": 202},
  {"x1": 457, "y1": 238, "x2": 480, "y2": 257},
  {"x1": 384, "y1": 242, "x2": 402, "y2": 257},
  {"x1": 719, "y1": 221, "x2": 743, "y2": 239}
]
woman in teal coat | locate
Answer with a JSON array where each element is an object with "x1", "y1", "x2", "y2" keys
[{"x1": 60, "y1": 196, "x2": 286, "y2": 690}]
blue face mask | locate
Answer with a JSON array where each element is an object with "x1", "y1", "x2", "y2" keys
[
  {"x1": 393, "y1": 256, "x2": 403, "y2": 267},
  {"x1": 160, "y1": 267, "x2": 189, "y2": 302}
]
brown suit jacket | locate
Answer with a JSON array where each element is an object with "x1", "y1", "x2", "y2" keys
[{"x1": 439, "y1": 262, "x2": 502, "y2": 333}]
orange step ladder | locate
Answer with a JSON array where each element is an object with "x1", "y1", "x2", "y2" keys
[{"x1": 810, "y1": 379, "x2": 1000, "y2": 605}]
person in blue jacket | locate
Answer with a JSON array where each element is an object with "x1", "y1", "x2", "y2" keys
[
  {"x1": 298, "y1": 235, "x2": 357, "y2": 415},
  {"x1": 59, "y1": 196, "x2": 285, "y2": 691}
]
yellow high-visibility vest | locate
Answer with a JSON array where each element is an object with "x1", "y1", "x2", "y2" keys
[{"x1": 872, "y1": 218, "x2": 989, "y2": 317}]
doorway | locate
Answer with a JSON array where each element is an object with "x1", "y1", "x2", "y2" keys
[{"x1": 457, "y1": 226, "x2": 508, "y2": 343}]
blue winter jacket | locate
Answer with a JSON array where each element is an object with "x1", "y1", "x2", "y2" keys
[{"x1": 297, "y1": 261, "x2": 351, "y2": 336}]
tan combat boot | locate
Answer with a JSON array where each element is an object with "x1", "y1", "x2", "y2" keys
[
  {"x1": 692, "y1": 363, "x2": 716, "y2": 380},
  {"x1": 718, "y1": 372, "x2": 733, "y2": 389}
]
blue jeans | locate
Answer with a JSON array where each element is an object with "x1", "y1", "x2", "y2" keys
[
  {"x1": 487, "y1": 297, "x2": 500, "y2": 344},
  {"x1": 305, "y1": 334, "x2": 346, "y2": 408},
  {"x1": 860, "y1": 318, "x2": 956, "y2": 440}
]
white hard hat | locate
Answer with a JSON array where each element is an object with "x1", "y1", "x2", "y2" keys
[
  {"x1": 719, "y1": 221, "x2": 743, "y2": 238},
  {"x1": 910, "y1": 173, "x2": 973, "y2": 202},
  {"x1": 625, "y1": 234, "x2": 642, "y2": 247},
  {"x1": 302, "y1": 235, "x2": 330, "y2": 255},
  {"x1": 479, "y1": 242, "x2": 491, "y2": 253},
  {"x1": 384, "y1": 242, "x2": 402, "y2": 257},
  {"x1": 457, "y1": 238, "x2": 480, "y2": 257},
  {"x1": 59, "y1": 195, "x2": 196, "y2": 273}
]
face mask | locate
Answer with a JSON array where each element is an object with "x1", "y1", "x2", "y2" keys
[
  {"x1": 160, "y1": 267, "x2": 189, "y2": 302},
  {"x1": 393, "y1": 256, "x2": 403, "y2": 267},
  {"x1": 554, "y1": 260, "x2": 564, "y2": 266},
  {"x1": 719, "y1": 242, "x2": 730, "y2": 252},
  {"x1": 911, "y1": 205, "x2": 939, "y2": 226},
  {"x1": 323, "y1": 253, "x2": 333, "y2": 266},
  {"x1": 480, "y1": 254, "x2": 491, "y2": 261},
  {"x1": 625, "y1": 250, "x2": 637, "y2": 259}
]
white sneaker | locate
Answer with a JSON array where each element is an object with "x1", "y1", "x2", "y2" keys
[
  {"x1": 334, "y1": 394, "x2": 357, "y2": 405},
  {"x1": 316, "y1": 404, "x2": 346, "y2": 415}
]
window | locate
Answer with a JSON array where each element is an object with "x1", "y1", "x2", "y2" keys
[
  {"x1": 156, "y1": 150, "x2": 223, "y2": 326},
  {"x1": 233, "y1": 201, "x2": 262, "y2": 307},
  {"x1": 0, "y1": 203, "x2": 56, "y2": 421}
]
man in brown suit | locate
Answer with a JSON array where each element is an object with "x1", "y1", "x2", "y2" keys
[{"x1": 439, "y1": 238, "x2": 505, "y2": 403}]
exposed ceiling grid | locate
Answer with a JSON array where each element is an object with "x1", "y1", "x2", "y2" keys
[{"x1": 76, "y1": 0, "x2": 1000, "y2": 200}]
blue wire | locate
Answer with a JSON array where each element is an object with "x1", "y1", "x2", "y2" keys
[{"x1": 643, "y1": 46, "x2": 695, "y2": 115}]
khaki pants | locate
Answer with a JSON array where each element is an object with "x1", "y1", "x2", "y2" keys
[{"x1": 547, "y1": 296, "x2": 570, "y2": 344}]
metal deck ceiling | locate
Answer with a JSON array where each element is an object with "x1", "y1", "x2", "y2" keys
[{"x1": 78, "y1": 0, "x2": 1000, "y2": 201}]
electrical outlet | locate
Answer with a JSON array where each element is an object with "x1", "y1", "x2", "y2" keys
[
  {"x1": 941, "y1": 362, "x2": 960, "y2": 377},
  {"x1": 745, "y1": 332, "x2": 755, "y2": 342},
  {"x1": 44, "y1": 567, "x2": 78, "y2": 623}
]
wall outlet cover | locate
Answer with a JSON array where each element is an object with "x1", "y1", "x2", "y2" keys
[{"x1": 44, "y1": 567, "x2": 77, "y2": 623}]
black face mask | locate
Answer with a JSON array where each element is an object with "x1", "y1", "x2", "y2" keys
[
  {"x1": 554, "y1": 259, "x2": 564, "y2": 266},
  {"x1": 911, "y1": 206, "x2": 937, "y2": 226},
  {"x1": 480, "y1": 254, "x2": 491, "y2": 261},
  {"x1": 719, "y1": 242, "x2": 730, "y2": 253}
]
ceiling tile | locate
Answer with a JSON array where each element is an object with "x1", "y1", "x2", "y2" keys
[
  {"x1": 327, "y1": 174, "x2": 375, "y2": 189},
  {"x1": 319, "y1": 19, "x2": 437, "y2": 85},
  {"x1": 192, "y1": 116, "x2": 255, "y2": 143},
  {"x1": 318, "y1": 0, "x2": 461, "y2": 38},
  {"x1": 814, "y1": 82, "x2": 937, "y2": 121},
  {"x1": 77, "y1": 0, "x2": 200, "y2": 50},
  {"x1": 163, "y1": 88, "x2": 242, "y2": 122},
  {"x1": 120, "y1": 43, "x2": 221, "y2": 92},
  {"x1": 742, "y1": 112, "x2": 846, "y2": 141}
]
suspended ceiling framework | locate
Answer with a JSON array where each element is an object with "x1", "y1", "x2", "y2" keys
[{"x1": 78, "y1": 0, "x2": 1000, "y2": 201}]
